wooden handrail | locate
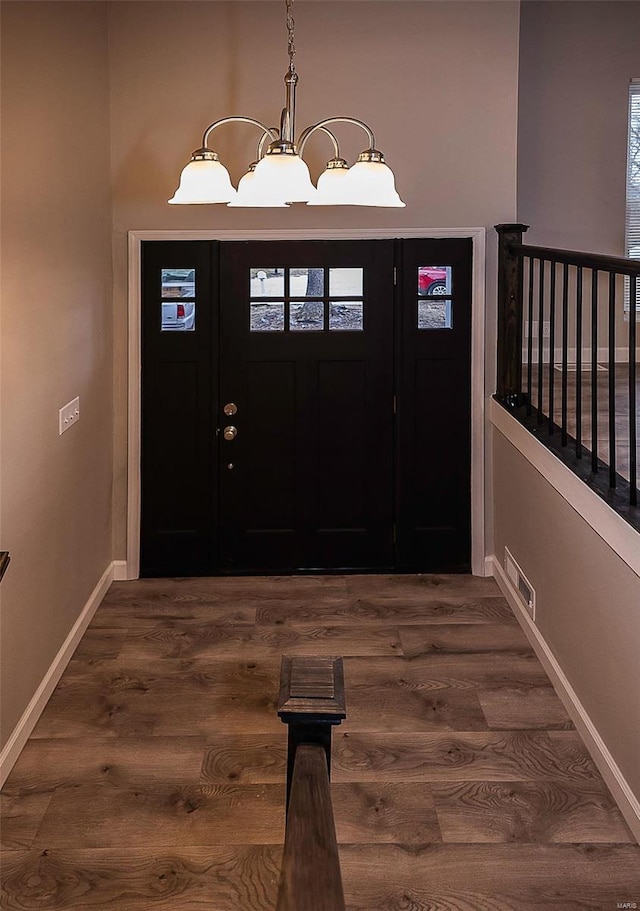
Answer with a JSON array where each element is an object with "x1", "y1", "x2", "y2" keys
[
  {"x1": 276, "y1": 744, "x2": 345, "y2": 911},
  {"x1": 0, "y1": 552, "x2": 10, "y2": 583},
  {"x1": 276, "y1": 656, "x2": 346, "y2": 911},
  {"x1": 277, "y1": 656, "x2": 346, "y2": 809},
  {"x1": 509, "y1": 242, "x2": 640, "y2": 275}
]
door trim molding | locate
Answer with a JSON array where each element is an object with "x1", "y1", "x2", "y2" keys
[{"x1": 126, "y1": 228, "x2": 486, "y2": 579}]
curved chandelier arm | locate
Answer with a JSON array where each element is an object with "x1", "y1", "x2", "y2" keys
[
  {"x1": 297, "y1": 117, "x2": 375, "y2": 157},
  {"x1": 290, "y1": 123, "x2": 341, "y2": 159},
  {"x1": 202, "y1": 116, "x2": 280, "y2": 150},
  {"x1": 310, "y1": 125, "x2": 341, "y2": 160}
]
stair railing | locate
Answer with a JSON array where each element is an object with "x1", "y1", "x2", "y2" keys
[
  {"x1": 276, "y1": 656, "x2": 346, "y2": 911},
  {"x1": 496, "y1": 224, "x2": 639, "y2": 526}
]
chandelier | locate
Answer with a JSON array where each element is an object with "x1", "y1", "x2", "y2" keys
[{"x1": 168, "y1": 0, "x2": 405, "y2": 208}]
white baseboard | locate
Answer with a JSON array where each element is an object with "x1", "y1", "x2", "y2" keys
[
  {"x1": 488, "y1": 554, "x2": 640, "y2": 844},
  {"x1": 112, "y1": 560, "x2": 129, "y2": 581},
  {"x1": 0, "y1": 562, "x2": 115, "y2": 787}
]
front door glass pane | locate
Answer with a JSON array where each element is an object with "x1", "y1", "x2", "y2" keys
[
  {"x1": 290, "y1": 268, "x2": 324, "y2": 297},
  {"x1": 329, "y1": 268, "x2": 363, "y2": 297},
  {"x1": 329, "y1": 301, "x2": 364, "y2": 331},
  {"x1": 250, "y1": 268, "x2": 285, "y2": 297},
  {"x1": 290, "y1": 301, "x2": 324, "y2": 331},
  {"x1": 250, "y1": 302, "x2": 285, "y2": 331}
]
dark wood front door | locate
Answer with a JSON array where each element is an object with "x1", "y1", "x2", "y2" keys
[
  {"x1": 140, "y1": 237, "x2": 472, "y2": 576},
  {"x1": 218, "y1": 241, "x2": 395, "y2": 572}
]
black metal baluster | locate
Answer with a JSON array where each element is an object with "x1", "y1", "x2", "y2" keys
[
  {"x1": 548, "y1": 262, "x2": 556, "y2": 434},
  {"x1": 526, "y1": 257, "x2": 534, "y2": 415},
  {"x1": 591, "y1": 270, "x2": 599, "y2": 473},
  {"x1": 629, "y1": 275, "x2": 637, "y2": 506},
  {"x1": 608, "y1": 272, "x2": 616, "y2": 488},
  {"x1": 561, "y1": 263, "x2": 569, "y2": 446},
  {"x1": 537, "y1": 259, "x2": 545, "y2": 423},
  {"x1": 575, "y1": 266, "x2": 583, "y2": 458}
]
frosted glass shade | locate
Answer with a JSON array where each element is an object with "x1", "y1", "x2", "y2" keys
[
  {"x1": 227, "y1": 166, "x2": 289, "y2": 207},
  {"x1": 306, "y1": 163, "x2": 351, "y2": 206},
  {"x1": 342, "y1": 160, "x2": 405, "y2": 207},
  {"x1": 168, "y1": 158, "x2": 236, "y2": 204},
  {"x1": 249, "y1": 152, "x2": 317, "y2": 204}
]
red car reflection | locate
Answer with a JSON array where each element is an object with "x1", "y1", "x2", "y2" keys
[{"x1": 418, "y1": 266, "x2": 448, "y2": 295}]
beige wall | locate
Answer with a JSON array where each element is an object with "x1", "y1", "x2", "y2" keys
[
  {"x1": 517, "y1": 1, "x2": 640, "y2": 353},
  {"x1": 492, "y1": 428, "x2": 640, "y2": 799},
  {"x1": 499, "y1": 1, "x2": 640, "y2": 810},
  {"x1": 0, "y1": 2, "x2": 113, "y2": 749},
  {"x1": 518, "y1": 0, "x2": 640, "y2": 255},
  {"x1": 107, "y1": 0, "x2": 521, "y2": 557}
]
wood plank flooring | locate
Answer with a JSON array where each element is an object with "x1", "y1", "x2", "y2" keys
[{"x1": 2, "y1": 574, "x2": 639, "y2": 910}]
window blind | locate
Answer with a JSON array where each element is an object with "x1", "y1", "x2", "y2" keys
[{"x1": 626, "y1": 79, "x2": 640, "y2": 312}]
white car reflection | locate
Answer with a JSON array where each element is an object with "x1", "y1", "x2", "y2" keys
[{"x1": 162, "y1": 300, "x2": 195, "y2": 331}]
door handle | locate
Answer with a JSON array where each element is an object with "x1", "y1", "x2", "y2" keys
[{"x1": 223, "y1": 425, "x2": 238, "y2": 441}]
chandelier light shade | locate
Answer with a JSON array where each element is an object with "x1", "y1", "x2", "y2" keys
[
  {"x1": 341, "y1": 151, "x2": 406, "y2": 208},
  {"x1": 306, "y1": 158, "x2": 351, "y2": 206},
  {"x1": 168, "y1": 151, "x2": 236, "y2": 205},
  {"x1": 227, "y1": 163, "x2": 290, "y2": 208},
  {"x1": 168, "y1": 0, "x2": 405, "y2": 208},
  {"x1": 248, "y1": 150, "x2": 317, "y2": 205}
]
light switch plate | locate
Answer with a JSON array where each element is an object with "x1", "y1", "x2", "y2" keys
[{"x1": 59, "y1": 396, "x2": 80, "y2": 435}]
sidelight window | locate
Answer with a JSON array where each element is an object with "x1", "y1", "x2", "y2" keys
[
  {"x1": 417, "y1": 265, "x2": 453, "y2": 329},
  {"x1": 418, "y1": 300, "x2": 453, "y2": 330},
  {"x1": 161, "y1": 268, "x2": 196, "y2": 331}
]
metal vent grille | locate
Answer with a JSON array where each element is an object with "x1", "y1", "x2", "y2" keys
[{"x1": 504, "y1": 548, "x2": 536, "y2": 621}]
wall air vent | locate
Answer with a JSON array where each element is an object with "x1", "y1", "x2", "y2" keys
[{"x1": 504, "y1": 547, "x2": 536, "y2": 621}]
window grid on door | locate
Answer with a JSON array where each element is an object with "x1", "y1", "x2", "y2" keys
[{"x1": 249, "y1": 266, "x2": 364, "y2": 332}]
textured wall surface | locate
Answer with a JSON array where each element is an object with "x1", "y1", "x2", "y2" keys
[
  {"x1": 493, "y1": 427, "x2": 640, "y2": 801},
  {"x1": 0, "y1": 1, "x2": 113, "y2": 749},
  {"x1": 518, "y1": 0, "x2": 640, "y2": 254}
]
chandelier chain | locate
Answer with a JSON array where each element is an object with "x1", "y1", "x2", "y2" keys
[{"x1": 286, "y1": 0, "x2": 296, "y2": 74}]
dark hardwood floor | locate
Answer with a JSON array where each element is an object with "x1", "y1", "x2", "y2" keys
[{"x1": 2, "y1": 574, "x2": 639, "y2": 910}]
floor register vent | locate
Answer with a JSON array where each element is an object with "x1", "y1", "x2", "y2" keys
[{"x1": 504, "y1": 548, "x2": 536, "y2": 621}]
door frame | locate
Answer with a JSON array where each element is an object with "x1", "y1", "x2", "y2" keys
[{"x1": 126, "y1": 227, "x2": 487, "y2": 579}]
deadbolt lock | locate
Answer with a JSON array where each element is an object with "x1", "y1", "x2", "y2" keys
[
  {"x1": 223, "y1": 402, "x2": 238, "y2": 416},
  {"x1": 223, "y1": 425, "x2": 238, "y2": 441}
]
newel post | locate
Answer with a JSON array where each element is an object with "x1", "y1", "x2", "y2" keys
[
  {"x1": 495, "y1": 223, "x2": 529, "y2": 405},
  {"x1": 277, "y1": 656, "x2": 346, "y2": 810}
]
